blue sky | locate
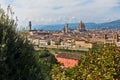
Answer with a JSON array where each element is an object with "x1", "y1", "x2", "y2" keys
[{"x1": 0, "y1": 0, "x2": 120, "y2": 27}]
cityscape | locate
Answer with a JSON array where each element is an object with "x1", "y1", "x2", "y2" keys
[
  {"x1": 0, "y1": 0, "x2": 120, "y2": 80},
  {"x1": 28, "y1": 21, "x2": 120, "y2": 50}
]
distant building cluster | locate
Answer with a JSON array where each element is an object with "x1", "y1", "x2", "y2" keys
[
  {"x1": 61, "y1": 21, "x2": 86, "y2": 33},
  {"x1": 104, "y1": 34, "x2": 120, "y2": 46},
  {"x1": 27, "y1": 21, "x2": 120, "y2": 51}
]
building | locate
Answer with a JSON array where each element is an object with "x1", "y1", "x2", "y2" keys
[
  {"x1": 56, "y1": 52, "x2": 82, "y2": 67},
  {"x1": 114, "y1": 34, "x2": 120, "y2": 42},
  {"x1": 61, "y1": 39, "x2": 75, "y2": 49},
  {"x1": 115, "y1": 34, "x2": 120, "y2": 47},
  {"x1": 77, "y1": 21, "x2": 86, "y2": 32},
  {"x1": 39, "y1": 39, "x2": 49, "y2": 47},
  {"x1": 50, "y1": 39, "x2": 56, "y2": 46},
  {"x1": 104, "y1": 34, "x2": 120, "y2": 44},
  {"x1": 61, "y1": 23, "x2": 71, "y2": 33},
  {"x1": 75, "y1": 40, "x2": 93, "y2": 48}
]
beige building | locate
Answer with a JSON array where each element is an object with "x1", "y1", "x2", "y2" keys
[
  {"x1": 50, "y1": 40, "x2": 56, "y2": 46},
  {"x1": 32, "y1": 39, "x2": 39, "y2": 46},
  {"x1": 75, "y1": 40, "x2": 93, "y2": 48},
  {"x1": 61, "y1": 39, "x2": 75, "y2": 48},
  {"x1": 39, "y1": 39, "x2": 49, "y2": 47}
]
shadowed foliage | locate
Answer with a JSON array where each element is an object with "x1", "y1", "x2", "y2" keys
[{"x1": 0, "y1": 5, "x2": 58, "y2": 80}]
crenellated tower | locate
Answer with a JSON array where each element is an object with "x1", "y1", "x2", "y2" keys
[{"x1": 29, "y1": 21, "x2": 32, "y2": 31}]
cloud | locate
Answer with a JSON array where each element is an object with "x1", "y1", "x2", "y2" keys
[
  {"x1": 0, "y1": 0, "x2": 120, "y2": 27},
  {"x1": 52, "y1": 6, "x2": 63, "y2": 10}
]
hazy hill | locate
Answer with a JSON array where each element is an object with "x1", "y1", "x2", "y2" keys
[{"x1": 32, "y1": 19, "x2": 120, "y2": 30}]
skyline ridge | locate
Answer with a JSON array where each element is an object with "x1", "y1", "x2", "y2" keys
[{"x1": 31, "y1": 19, "x2": 120, "y2": 30}]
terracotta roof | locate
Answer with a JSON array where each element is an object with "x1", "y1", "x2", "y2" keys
[{"x1": 56, "y1": 52, "x2": 82, "y2": 60}]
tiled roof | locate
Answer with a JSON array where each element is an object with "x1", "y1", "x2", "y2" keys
[{"x1": 56, "y1": 52, "x2": 82, "y2": 60}]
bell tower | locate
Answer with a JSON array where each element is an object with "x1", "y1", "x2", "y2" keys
[{"x1": 29, "y1": 21, "x2": 32, "y2": 31}]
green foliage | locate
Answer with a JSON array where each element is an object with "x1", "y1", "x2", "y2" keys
[
  {"x1": 38, "y1": 50, "x2": 50, "y2": 58},
  {"x1": 58, "y1": 48, "x2": 87, "y2": 54},
  {"x1": 0, "y1": 5, "x2": 55, "y2": 80},
  {"x1": 51, "y1": 44, "x2": 120, "y2": 80},
  {"x1": 42, "y1": 47, "x2": 87, "y2": 54},
  {"x1": 55, "y1": 41, "x2": 61, "y2": 45},
  {"x1": 51, "y1": 65, "x2": 70, "y2": 80},
  {"x1": 70, "y1": 44, "x2": 120, "y2": 79},
  {"x1": 35, "y1": 50, "x2": 58, "y2": 64},
  {"x1": 91, "y1": 44, "x2": 104, "y2": 50},
  {"x1": 34, "y1": 49, "x2": 58, "y2": 80}
]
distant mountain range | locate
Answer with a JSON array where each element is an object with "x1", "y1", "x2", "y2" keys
[{"x1": 32, "y1": 19, "x2": 120, "y2": 30}]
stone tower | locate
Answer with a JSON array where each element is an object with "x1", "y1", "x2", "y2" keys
[
  {"x1": 65, "y1": 23, "x2": 69, "y2": 33},
  {"x1": 29, "y1": 21, "x2": 32, "y2": 31}
]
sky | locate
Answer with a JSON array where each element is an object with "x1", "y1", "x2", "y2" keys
[{"x1": 0, "y1": 0, "x2": 120, "y2": 27}]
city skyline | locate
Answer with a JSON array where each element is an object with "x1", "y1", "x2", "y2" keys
[{"x1": 1, "y1": 0, "x2": 120, "y2": 27}]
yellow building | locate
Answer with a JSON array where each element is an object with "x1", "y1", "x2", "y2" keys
[
  {"x1": 75, "y1": 40, "x2": 93, "y2": 48},
  {"x1": 50, "y1": 40, "x2": 56, "y2": 46}
]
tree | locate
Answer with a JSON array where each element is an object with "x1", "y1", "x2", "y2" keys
[
  {"x1": 0, "y1": 5, "x2": 44, "y2": 80},
  {"x1": 51, "y1": 44, "x2": 120, "y2": 80},
  {"x1": 51, "y1": 65, "x2": 70, "y2": 80},
  {"x1": 67, "y1": 44, "x2": 120, "y2": 79}
]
